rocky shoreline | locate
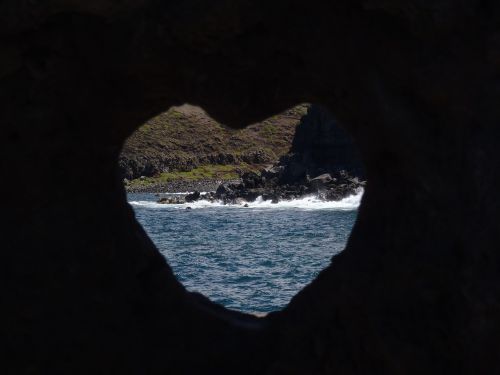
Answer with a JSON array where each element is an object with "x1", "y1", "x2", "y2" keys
[
  {"x1": 213, "y1": 169, "x2": 364, "y2": 204},
  {"x1": 155, "y1": 169, "x2": 364, "y2": 205}
]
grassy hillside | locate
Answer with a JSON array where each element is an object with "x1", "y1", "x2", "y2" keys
[{"x1": 120, "y1": 104, "x2": 308, "y2": 187}]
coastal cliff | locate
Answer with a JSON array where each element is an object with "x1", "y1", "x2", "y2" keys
[
  {"x1": 285, "y1": 104, "x2": 365, "y2": 181},
  {"x1": 121, "y1": 103, "x2": 365, "y2": 195},
  {"x1": 203, "y1": 105, "x2": 366, "y2": 204},
  {"x1": 119, "y1": 104, "x2": 307, "y2": 184}
]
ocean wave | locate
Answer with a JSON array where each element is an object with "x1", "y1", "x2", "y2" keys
[{"x1": 129, "y1": 189, "x2": 363, "y2": 211}]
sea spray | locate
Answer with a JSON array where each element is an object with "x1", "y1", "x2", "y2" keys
[{"x1": 129, "y1": 188, "x2": 363, "y2": 211}]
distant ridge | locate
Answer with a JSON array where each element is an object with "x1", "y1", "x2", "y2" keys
[{"x1": 119, "y1": 104, "x2": 308, "y2": 181}]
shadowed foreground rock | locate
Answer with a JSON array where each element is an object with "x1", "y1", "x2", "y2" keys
[{"x1": 2, "y1": 1, "x2": 500, "y2": 374}]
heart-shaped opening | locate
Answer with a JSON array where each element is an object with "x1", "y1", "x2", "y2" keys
[
  {"x1": 8, "y1": 2, "x2": 490, "y2": 373},
  {"x1": 121, "y1": 103, "x2": 366, "y2": 314}
]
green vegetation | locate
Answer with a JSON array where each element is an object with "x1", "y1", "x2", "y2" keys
[{"x1": 127, "y1": 163, "x2": 263, "y2": 189}]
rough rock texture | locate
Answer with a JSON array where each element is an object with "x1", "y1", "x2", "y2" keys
[
  {"x1": 119, "y1": 104, "x2": 307, "y2": 180},
  {"x1": 2, "y1": 1, "x2": 500, "y2": 374},
  {"x1": 284, "y1": 104, "x2": 365, "y2": 181},
  {"x1": 210, "y1": 170, "x2": 363, "y2": 205}
]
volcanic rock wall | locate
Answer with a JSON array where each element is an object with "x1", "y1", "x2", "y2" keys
[
  {"x1": 2, "y1": 1, "x2": 500, "y2": 374},
  {"x1": 280, "y1": 104, "x2": 365, "y2": 183}
]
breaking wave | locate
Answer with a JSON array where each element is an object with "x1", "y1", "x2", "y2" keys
[{"x1": 128, "y1": 189, "x2": 363, "y2": 211}]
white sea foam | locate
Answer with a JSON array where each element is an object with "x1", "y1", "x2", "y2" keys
[
  {"x1": 129, "y1": 189, "x2": 363, "y2": 211},
  {"x1": 249, "y1": 190, "x2": 363, "y2": 210},
  {"x1": 157, "y1": 191, "x2": 210, "y2": 195},
  {"x1": 129, "y1": 199, "x2": 225, "y2": 209}
]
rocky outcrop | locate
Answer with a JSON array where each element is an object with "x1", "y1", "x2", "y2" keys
[
  {"x1": 3, "y1": 1, "x2": 500, "y2": 374},
  {"x1": 157, "y1": 104, "x2": 366, "y2": 203},
  {"x1": 202, "y1": 105, "x2": 366, "y2": 204},
  {"x1": 283, "y1": 104, "x2": 365, "y2": 181},
  {"x1": 209, "y1": 170, "x2": 363, "y2": 204}
]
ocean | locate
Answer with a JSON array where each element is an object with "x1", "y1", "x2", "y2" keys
[{"x1": 128, "y1": 191, "x2": 362, "y2": 314}]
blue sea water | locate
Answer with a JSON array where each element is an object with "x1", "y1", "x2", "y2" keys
[{"x1": 128, "y1": 192, "x2": 361, "y2": 314}]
